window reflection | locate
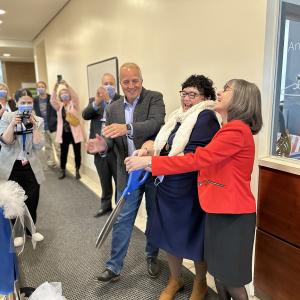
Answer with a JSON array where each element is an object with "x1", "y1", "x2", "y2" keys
[{"x1": 274, "y1": 6, "x2": 300, "y2": 160}]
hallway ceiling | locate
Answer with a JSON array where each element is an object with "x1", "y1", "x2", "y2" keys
[{"x1": 0, "y1": 0, "x2": 70, "y2": 62}]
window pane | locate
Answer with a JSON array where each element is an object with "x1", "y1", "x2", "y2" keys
[{"x1": 273, "y1": 1, "x2": 300, "y2": 160}]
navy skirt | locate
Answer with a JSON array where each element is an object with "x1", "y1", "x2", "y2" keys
[{"x1": 146, "y1": 172, "x2": 205, "y2": 261}]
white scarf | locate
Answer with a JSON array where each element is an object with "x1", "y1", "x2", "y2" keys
[
  {"x1": 154, "y1": 100, "x2": 221, "y2": 156},
  {"x1": 0, "y1": 180, "x2": 37, "y2": 253}
]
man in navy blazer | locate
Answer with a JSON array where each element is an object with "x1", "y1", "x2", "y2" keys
[
  {"x1": 82, "y1": 73, "x2": 120, "y2": 217},
  {"x1": 91, "y1": 62, "x2": 165, "y2": 282}
]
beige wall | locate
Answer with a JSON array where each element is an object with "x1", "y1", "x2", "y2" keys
[
  {"x1": 4, "y1": 62, "x2": 36, "y2": 96},
  {"x1": 33, "y1": 0, "x2": 268, "y2": 184}
]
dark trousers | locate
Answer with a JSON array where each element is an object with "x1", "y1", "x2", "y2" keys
[
  {"x1": 9, "y1": 160, "x2": 40, "y2": 224},
  {"x1": 60, "y1": 131, "x2": 81, "y2": 170},
  {"x1": 94, "y1": 151, "x2": 117, "y2": 210}
]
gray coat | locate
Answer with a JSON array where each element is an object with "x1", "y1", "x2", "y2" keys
[
  {"x1": 106, "y1": 87, "x2": 165, "y2": 190},
  {"x1": 0, "y1": 111, "x2": 45, "y2": 184}
]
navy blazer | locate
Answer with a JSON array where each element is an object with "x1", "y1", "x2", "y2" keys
[
  {"x1": 82, "y1": 93, "x2": 121, "y2": 139},
  {"x1": 33, "y1": 94, "x2": 58, "y2": 133}
]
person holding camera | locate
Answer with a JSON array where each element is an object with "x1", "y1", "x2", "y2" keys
[
  {"x1": 50, "y1": 79, "x2": 84, "y2": 179},
  {"x1": 82, "y1": 73, "x2": 120, "y2": 217},
  {"x1": 0, "y1": 89, "x2": 45, "y2": 246},
  {"x1": 33, "y1": 81, "x2": 60, "y2": 168}
]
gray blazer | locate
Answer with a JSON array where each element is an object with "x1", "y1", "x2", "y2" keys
[
  {"x1": 106, "y1": 87, "x2": 165, "y2": 190},
  {"x1": 0, "y1": 111, "x2": 45, "y2": 184}
]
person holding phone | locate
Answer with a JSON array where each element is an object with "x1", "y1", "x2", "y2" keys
[{"x1": 50, "y1": 79, "x2": 84, "y2": 179}]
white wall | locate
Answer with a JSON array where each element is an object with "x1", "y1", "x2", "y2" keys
[{"x1": 33, "y1": 0, "x2": 268, "y2": 181}]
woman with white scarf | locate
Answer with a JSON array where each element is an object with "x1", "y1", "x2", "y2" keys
[{"x1": 135, "y1": 75, "x2": 220, "y2": 300}]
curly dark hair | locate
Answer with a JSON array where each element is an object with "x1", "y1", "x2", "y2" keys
[{"x1": 181, "y1": 74, "x2": 216, "y2": 100}]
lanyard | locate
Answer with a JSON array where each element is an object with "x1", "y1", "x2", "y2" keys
[{"x1": 22, "y1": 132, "x2": 27, "y2": 152}]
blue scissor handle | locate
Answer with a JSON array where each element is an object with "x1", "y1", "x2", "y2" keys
[{"x1": 122, "y1": 169, "x2": 150, "y2": 197}]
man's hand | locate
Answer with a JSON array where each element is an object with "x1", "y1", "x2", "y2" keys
[
  {"x1": 102, "y1": 123, "x2": 128, "y2": 138},
  {"x1": 86, "y1": 134, "x2": 108, "y2": 153},
  {"x1": 95, "y1": 87, "x2": 109, "y2": 106}
]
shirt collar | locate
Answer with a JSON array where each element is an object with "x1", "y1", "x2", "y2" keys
[{"x1": 124, "y1": 96, "x2": 140, "y2": 107}]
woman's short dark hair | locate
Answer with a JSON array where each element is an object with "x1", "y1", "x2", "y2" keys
[
  {"x1": 227, "y1": 79, "x2": 263, "y2": 135},
  {"x1": 15, "y1": 89, "x2": 33, "y2": 102},
  {"x1": 182, "y1": 74, "x2": 216, "y2": 100}
]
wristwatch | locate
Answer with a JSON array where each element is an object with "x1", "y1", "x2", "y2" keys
[{"x1": 126, "y1": 123, "x2": 131, "y2": 132}]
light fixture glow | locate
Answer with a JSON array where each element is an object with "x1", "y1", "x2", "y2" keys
[
  {"x1": 0, "y1": 9, "x2": 6, "y2": 15},
  {"x1": 0, "y1": 20, "x2": 2, "y2": 24},
  {"x1": 3, "y1": 53, "x2": 11, "y2": 57}
]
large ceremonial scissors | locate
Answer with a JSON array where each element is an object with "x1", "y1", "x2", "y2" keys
[{"x1": 96, "y1": 169, "x2": 149, "y2": 249}]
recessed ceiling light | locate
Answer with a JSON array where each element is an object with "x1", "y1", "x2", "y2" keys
[
  {"x1": 0, "y1": 9, "x2": 6, "y2": 15},
  {"x1": 3, "y1": 53, "x2": 11, "y2": 57},
  {"x1": 0, "y1": 20, "x2": 3, "y2": 24}
]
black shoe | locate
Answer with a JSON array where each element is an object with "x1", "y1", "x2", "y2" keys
[
  {"x1": 20, "y1": 287, "x2": 36, "y2": 297},
  {"x1": 94, "y1": 208, "x2": 112, "y2": 218},
  {"x1": 75, "y1": 168, "x2": 81, "y2": 180},
  {"x1": 96, "y1": 269, "x2": 120, "y2": 282},
  {"x1": 58, "y1": 170, "x2": 66, "y2": 180},
  {"x1": 147, "y1": 257, "x2": 161, "y2": 278}
]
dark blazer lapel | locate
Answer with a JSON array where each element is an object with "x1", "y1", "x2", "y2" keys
[
  {"x1": 115, "y1": 99, "x2": 128, "y2": 154},
  {"x1": 133, "y1": 88, "x2": 145, "y2": 122}
]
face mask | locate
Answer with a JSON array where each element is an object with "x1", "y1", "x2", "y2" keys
[
  {"x1": 0, "y1": 90, "x2": 7, "y2": 98},
  {"x1": 37, "y1": 87, "x2": 46, "y2": 95},
  {"x1": 60, "y1": 93, "x2": 70, "y2": 102},
  {"x1": 105, "y1": 85, "x2": 116, "y2": 99},
  {"x1": 18, "y1": 104, "x2": 33, "y2": 114}
]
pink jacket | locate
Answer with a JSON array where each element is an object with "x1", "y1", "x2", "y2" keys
[{"x1": 50, "y1": 86, "x2": 84, "y2": 144}]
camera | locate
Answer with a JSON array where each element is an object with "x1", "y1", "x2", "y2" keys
[
  {"x1": 19, "y1": 111, "x2": 33, "y2": 129},
  {"x1": 15, "y1": 105, "x2": 33, "y2": 134}
]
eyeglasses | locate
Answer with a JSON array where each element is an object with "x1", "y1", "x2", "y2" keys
[
  {"x1": 121, "y1": 79, "x2": 141, "y2": 87},
  {"x1": 223, "y1": 84, "x2": 233, "y2": 92},
  {"x1": 179, "y1": 91, "x2": 202, "y2": 99}
]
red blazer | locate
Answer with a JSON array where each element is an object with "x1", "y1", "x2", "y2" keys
[{"x1": 152, "y1": 120, "x2": 256, "y2": 214}]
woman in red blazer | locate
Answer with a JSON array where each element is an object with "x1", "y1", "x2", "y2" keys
[{"x1": 125, "y1": 79, "x2": 263, "y2": 300}]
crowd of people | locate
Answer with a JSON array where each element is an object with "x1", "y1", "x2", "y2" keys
[{"x1": 0, "y1": 62, "x2": 262, "y2": 300}]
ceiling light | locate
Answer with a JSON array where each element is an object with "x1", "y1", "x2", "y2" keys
[
  {"x1": 3, "y1": 53, "x2": 11, "y2": 57},
  {"x1": 0, "y1": 9, "x2": 6, "y2": 15},
  {"x1": 0, "y1": 20, "x2": 2, "y2": 24}
]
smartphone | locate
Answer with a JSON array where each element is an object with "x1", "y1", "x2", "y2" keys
[{"x1": 57, "y1": 74, "x2": 63, "y2": 83}]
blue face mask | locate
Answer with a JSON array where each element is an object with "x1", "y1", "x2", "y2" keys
[
  {"x1": 18, "y1": 104, "x2": 33, "y2": 114},
  {"x1": 60, "y1": 93, "x2": 70, "y2": 102},
  {"x1": 105, "y1": 85, "x2": 116, "y2": 99},
  {"x1": 37, "y1": 87, "x2": 46, "y2": 95},
  {"x1": 0, "y1": 90, "x2": 7, "y2": 98}
]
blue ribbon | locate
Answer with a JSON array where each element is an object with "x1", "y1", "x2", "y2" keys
[{"x1": 0, "y1": 208, "x2": 19, "y2": 295}]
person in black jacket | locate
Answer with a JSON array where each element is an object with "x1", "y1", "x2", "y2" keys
[
  {"x1": 33, "y1": 81, "x2": 60, "y2": 167},
  {"x1": 83, "y1": 73, "x2": 119, "y2": 217}
]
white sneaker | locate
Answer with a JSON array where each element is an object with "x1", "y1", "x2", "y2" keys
[
  {"x1": 32, "y1": 232, "x2": 44, "y2": 242},
  {"x1": 14, "y1": 237, "x2": 24, "y2": 247}
]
